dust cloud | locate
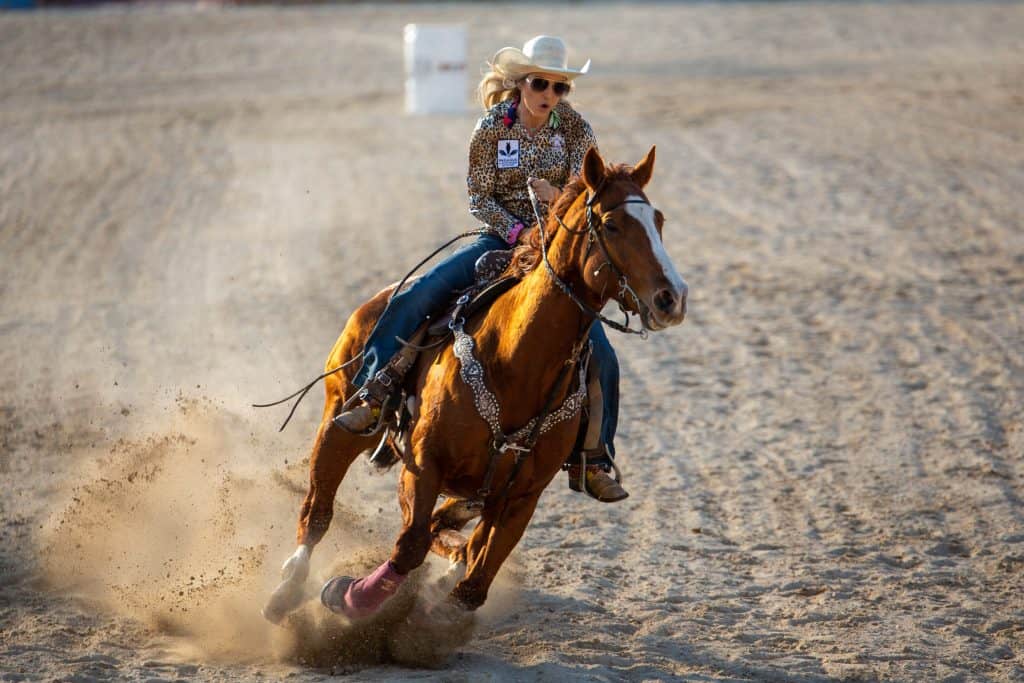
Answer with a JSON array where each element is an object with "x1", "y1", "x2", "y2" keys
[{"x1": 36, "y1": 395, "x2": 481, "y2": 669}]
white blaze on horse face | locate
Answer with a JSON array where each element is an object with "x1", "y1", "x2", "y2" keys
[{"x1": 624, "y1": 195, "x2": 686, "y2": 293}]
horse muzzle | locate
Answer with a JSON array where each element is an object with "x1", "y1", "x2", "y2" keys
[{"x1": 643, "y1": 281, "x2": 687, "y2": 330}]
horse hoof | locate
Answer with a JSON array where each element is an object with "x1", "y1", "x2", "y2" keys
[
  {"x1": 320, "y1": 575, "x2": 356, "y2": 617},
  {"x1": 262, "y1": 578, "x2": 307, "y2": 625}
]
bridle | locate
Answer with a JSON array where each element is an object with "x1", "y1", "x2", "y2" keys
[
  {"x1": 529, "y1": 180, "x2": 652, "y2": 338},
  {"x1": 256, "y1": 181, "x2": 655, "y2": 432}
]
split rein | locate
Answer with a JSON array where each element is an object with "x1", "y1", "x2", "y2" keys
[
  {"x1": 253, "y1": 183, "x2": 650, "y2": 431},
  {"x1": 252, "y1": 228, "x2": 490, "y2": 431}
]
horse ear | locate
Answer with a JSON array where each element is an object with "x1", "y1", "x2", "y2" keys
[
  {"x1": 631, "y1": 145, "x2": 656, "y2": 188},
  {"x1": 582, "y1": 146, "x2": 606, "y2": 192}
]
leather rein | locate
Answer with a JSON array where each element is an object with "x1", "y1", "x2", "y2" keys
[
  {"x1": 254, "y1": 183, "x2": 651, "y2": 433},
  {"x1": 460, "y1": 184, "x2": 656, "y2": 507},
  {"x1": 528, "y1": 182, "x2": 651, "y2": 339}
]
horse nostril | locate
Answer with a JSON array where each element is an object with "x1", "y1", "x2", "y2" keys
[{"x1": 654, "y1": 289, "x2": 676, "y2": 314}]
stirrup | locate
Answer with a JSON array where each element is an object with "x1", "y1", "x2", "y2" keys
[
  {"x1": 336, "y1": 326, "x2": 425, "y2": 436},
  {"x1": 368, "y1": 431, "x2": 402, "y2": 470},
  {"x1": 334, "y1": 401, "x2": 379, "y2": 434},
  {"x1": 334, "y1": 387, "x2": 400, "y2": 436},
  {"x1": 567, "y1": 447, "x2": 629, "y2": 503}
]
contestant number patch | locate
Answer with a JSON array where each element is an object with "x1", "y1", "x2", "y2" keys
[{"x1": 497, "y1": 140, "x2": 520, "y2": 169}]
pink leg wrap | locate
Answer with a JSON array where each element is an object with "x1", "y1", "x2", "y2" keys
[{"x1": 343, "y1": 560, "x2": 406, "y2": 619}]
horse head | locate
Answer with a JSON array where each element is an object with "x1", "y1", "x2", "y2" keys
[{"x1": 576, "y1": 146, "x2": 688, "y2": 331}]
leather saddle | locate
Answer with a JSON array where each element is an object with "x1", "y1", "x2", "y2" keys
[
  {"x1": 426, "y1": 249, "x2": 518, "y2": 338},
  {"x1": 367, "y1": 249, "x2": 518, "y2": 469}
]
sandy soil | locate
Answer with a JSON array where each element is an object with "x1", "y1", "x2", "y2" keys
[{"x1": 2, "y1": 2, "x2": 1023, "y2": 681}]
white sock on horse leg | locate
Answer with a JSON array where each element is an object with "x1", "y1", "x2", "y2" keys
[{"x1": 281, "y1": 545, "x2": 311, "y2": 581}]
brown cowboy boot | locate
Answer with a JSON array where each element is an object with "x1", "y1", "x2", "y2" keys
[
  {"x1": 332, "y1": 375, "x2": 391, "y2": 433},
  {"x1": 567, "y1": 447, "x2": 629, "y2": 503},
  {"x1": 334, "y1": 338, "x2": 422, "y2": 434}
]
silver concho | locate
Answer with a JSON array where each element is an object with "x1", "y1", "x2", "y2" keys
[{"x1": 451, "y1": 321, "x2": 588, "y2": 448}]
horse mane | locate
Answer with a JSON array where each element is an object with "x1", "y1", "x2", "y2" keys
[{"x1": 505, "y1": 164, "x2": 634, "y2": 278}]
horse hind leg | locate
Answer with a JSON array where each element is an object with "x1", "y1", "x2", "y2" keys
[
  {"x1": 263, "y1": 408, "x2": 374, "y2": 624},
  {"x1": 320, "y1": 458, "x2": 441, "y2": 620},
  {"x1": 428, "y1": 497, "x2": 483, "y2": 567}
]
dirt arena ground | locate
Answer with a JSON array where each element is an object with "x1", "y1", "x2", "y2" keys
[{"x1": 2, "y1": 2, "x2": 1023, "y2": 681}]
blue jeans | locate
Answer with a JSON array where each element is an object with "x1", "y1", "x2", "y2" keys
[
  {"x1": 354, "y1": 233, "x2": 620, "y2": 462},
  {"x1": 584, "y1": 322, "x2": 618, "y2": 459}
]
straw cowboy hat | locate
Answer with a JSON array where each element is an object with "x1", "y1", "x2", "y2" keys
[{"x1": 492, "y1": 35, "x2": 591, "y2": 80}]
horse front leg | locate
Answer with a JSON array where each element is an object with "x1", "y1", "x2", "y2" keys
[
  {"x1": 450, "y1": 491, "x2": 542, "y2": 611},
  {"x1": 320, "y1": 456, "x2": 441, "y2": 620},
  {"x1": 263, "y1": 411, "x2": 372, "y2": 624}
]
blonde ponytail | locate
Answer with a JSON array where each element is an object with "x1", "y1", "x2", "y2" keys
[{"x1": 476, "y1": 61, "x2": 531, "y2": 111}]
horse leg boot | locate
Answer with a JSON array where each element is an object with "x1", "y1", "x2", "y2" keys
[
  {"x1": 334, "y1": 328, "x2": 425, "y2": 434},
  {"x1": 321, "y1": 460, "x2": 440, "y2": 620},
  {"x1": 263, "y1": 415, "x2": 369, "y2": 624},
  {"x1": 566, "y1": 367, "x2": 629, "y2": 503}
]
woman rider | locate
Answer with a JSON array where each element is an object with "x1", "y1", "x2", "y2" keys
[{"x1": 335, "y1": 35, "x2": 628, "y2": 503}]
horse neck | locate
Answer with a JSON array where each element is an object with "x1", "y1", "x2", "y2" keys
[
  {"x1": 517, "y1": 211, "x2": 606, "y2": 322},
  {"x1": 477, "y1": 209, "x2": 605, "y2": 418}
]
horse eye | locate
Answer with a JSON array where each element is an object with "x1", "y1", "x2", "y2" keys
[{"x1": 603, "y1": 219, "x2": 618, "y2": 233}]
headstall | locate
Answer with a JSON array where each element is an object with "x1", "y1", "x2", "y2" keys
[{"x1": 529, "y1": 182, "x2": 651, "y2": 339}]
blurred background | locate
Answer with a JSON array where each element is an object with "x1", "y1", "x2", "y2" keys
[{"x1": 1, "y1": 2, "x2": 1022, "y2": 681}]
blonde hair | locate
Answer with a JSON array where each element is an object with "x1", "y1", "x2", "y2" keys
[
  {"x1": 476, "y1": 61, "x2": 574, "y2": 111},
  {"x1": 477, "y1": 61, "x2": 524, "y2": 110}
]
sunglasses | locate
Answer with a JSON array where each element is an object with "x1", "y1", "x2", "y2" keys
[{"x1": 525, "y1": 76, "x2": 571, "y2": 96}]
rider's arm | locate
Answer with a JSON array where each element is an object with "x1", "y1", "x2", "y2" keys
[{"x1": 467, "y1": 121, "x2": 524, "y2": 244}]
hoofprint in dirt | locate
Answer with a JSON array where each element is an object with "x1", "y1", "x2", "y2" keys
[{"x1": 2, "y1": 2, "x2": 1023, "y2": 681}]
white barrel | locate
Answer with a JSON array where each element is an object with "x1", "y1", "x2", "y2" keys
[{"x1": 403, "y1": 24, "x2": 467, "y2": 115}]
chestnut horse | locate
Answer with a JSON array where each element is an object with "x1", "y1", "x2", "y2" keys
[{"x1": 263, "y1": 146, "x2": 687, "y2": 624}]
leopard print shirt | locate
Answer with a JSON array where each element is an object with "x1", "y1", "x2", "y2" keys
[{"x1": 467, "y1": 99, "x2": 598, "y2": 243}]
